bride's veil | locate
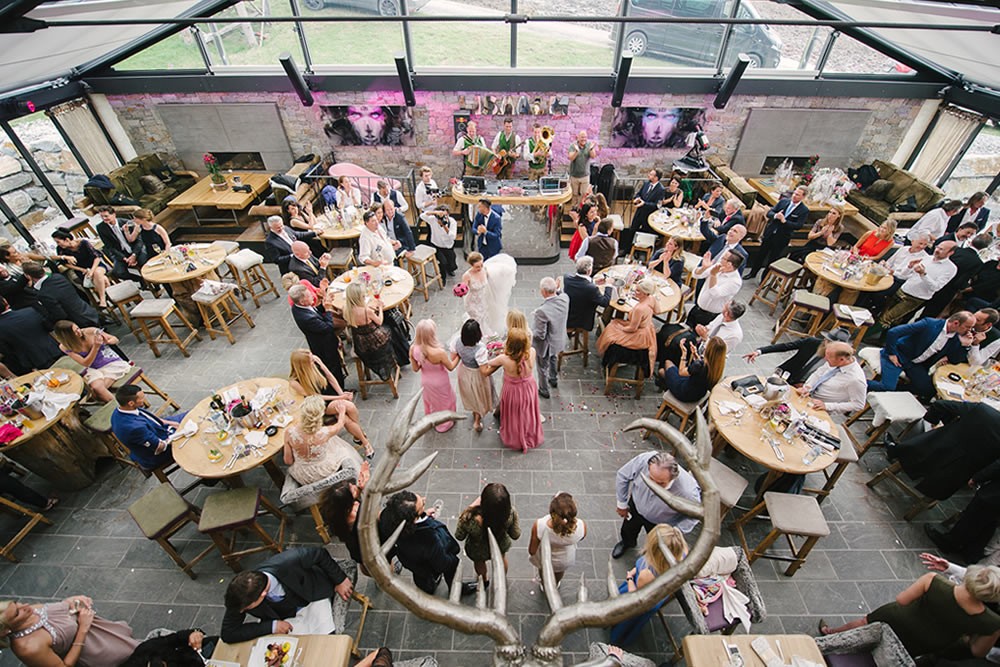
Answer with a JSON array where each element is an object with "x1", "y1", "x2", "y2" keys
[{"x1": 483, "y1": 253, "x2": 518, "y2": 336}]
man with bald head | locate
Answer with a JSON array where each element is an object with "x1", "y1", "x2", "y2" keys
[
  {"x1": 796, "y1": 341, "x2": 866, "y2": 414},
  {"x1": 878, "y1": 240, "x2": 958, "y2": 329},
  {"x1": 288, "y1": 241, "x2": 330, "y2": 288},
  {"x1": 697, "y1": 220, "x2": 749, "y2": 269},
  {"x1": 265, "y1": 215, "x2": 316, "y2": 274}
]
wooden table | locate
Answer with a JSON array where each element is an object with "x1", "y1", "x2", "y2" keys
[
  {"x1": 748, "y1": 177, "x2": 859, "y2": 219},
  {"x1": 683, "y1": 634, "x2": 824, "y2": 667},
  {"x1": 451, "y1": 183, "x2": 572, "y2": 265},
  {"x1": 594, "y1": 265, "x2": 680, "y2": 316},
  {"x1": 316, "y1": 210, "x2": 364, "y2": 246},
  {"x1": 175, "y1": 378, "x2": 298, "y2": 487},
  {"x1": 0, "y1": 370, "x2": 110, "y2": 490},
  {"x1": 709, "y1": 375, "x2": 838, "y2": 502},
  {"x1": 934, "y1": 363, "x2": 1000, "y2": 404},
  {"x1": 141, "y1": 244, "x2": 229, "y2": 324},
  {"x1": 211, "y1": 633, "x2": 352, "y2": 667},
  {"x1": 803, "y1": 251, "x2": 894, "y2": 305},
  {"x1": 649, "y1": 208, "x2": 705, "y2": 243},
  {"x1": 327, "y1": 265, "x2": 414, "y2": 313},
  {"x1": 167, "y1": 172, "x2": 271, "y2": 225}
]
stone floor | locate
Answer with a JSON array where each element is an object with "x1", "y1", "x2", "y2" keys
[{"x1": 0, "y1": 252, "x2": 970, "y2": 666}]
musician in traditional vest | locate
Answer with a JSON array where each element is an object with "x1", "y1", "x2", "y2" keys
[
  {"x1": 525, "y1": 124, "x2": 550, "y2": 181},
  {"x1": 490, "y1": 118, "x2": 521, "y2": 180},
  {"x1": 452, "y1": 120, "x2": 489, "y2": 177}
]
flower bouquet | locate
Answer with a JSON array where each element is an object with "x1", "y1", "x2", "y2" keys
[
  {"x1": 203, "y1": 153, "x2": 227, "y2": 189},
  {"x1": 484, "y1": 333, "x2": 505, "y2": 359}
]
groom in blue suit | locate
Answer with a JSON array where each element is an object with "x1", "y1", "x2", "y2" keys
[
  {"x1": 474, "y1": 198, "x2": 503, "y2": 260},
  {"x1": 111, "y1": 384, "x2": 189, "y2": 469},
  {"x1": 868, "y1": 311, "x2": 976, "y2": 397}
]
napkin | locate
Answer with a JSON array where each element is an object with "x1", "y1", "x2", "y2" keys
[
  {"x1": 820, "y1": 248, "x2": 837, "y2": 257},
  {"x1": 28, "y1": 390, "x2": 80, "y2": 420},
  {"x1": 329, "y1": 283, "x2": 347, "y2": 293},
  {"x1": 168, "y1": 420, "x2": 199, "y2": 443},
  {"x1": 250, "y1": 387, "x2": 278, "y2": 411},
  {"x1": 658, "y1": 285, "x2": 674, "y2": 297},
  {"x1": 836, "y1": 304, "x2": 873, "y2": 326},
  {"x1": 221, "y1": 388, "x2": 240, "y2": 405},
  {"x1": 271, "y1": 414, "x2": 293, "y2": 428},
  {"x1": 244, "y1": 431, "x2": 269, "y2": 447},
  {"x1": 624, "y1": 297, "x2": 639, "y2": 308},
  {"x1": 743, "y1": 394, "x2": 767, "y2": 410},
  {"x1": 716, "y1": 400, "x2": 745, "y2": 415},
  {"x1": 937, "y1": 381, "x2": 965, "y2": 399}
]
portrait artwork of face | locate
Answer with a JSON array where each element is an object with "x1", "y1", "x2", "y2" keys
[
  {"x1": 610, "y1": 107, "x2": 707, "y2": 149},
  {"x1": 322, "y1": 105, "x2": 415, "y2": 147},
  {"x1": 349, "y1": 105, "x2": 386, "y2": 146}
]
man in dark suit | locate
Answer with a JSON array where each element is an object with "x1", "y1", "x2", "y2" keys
[
  {"x1": 0, "y1": 265, "x2": 40, "y2": 312},
  {"x1": 474, "y1": 198, "x2": 503, "y2": 260},
  {"x1": 95, "y1": 205, "x2": 146, "y2": 280},
  {"x1": 933, "y1": 221, "x2": 978, "y2": 250},
  {"x1": 265, "y1": 215, "x2": 317, "y2": 275},
  {"x1": 110, "y1": 384, "x2": 189, "y2": 470},
  {"x1": 868, "y1": 311, "x2": 975, "y2": 397},
  {"x1": 706, "y1": 198, "x2": 746, "y2": 235},
  {"x1": 923, "y1": 233, "x2": 989, "y2": 317},
  {"x1": 963, "y1": 256, "x2": 1000, "y2": 312},
  {"x1": 222, "y1": 546, "x2": 353, "y2": 643},
  {"x1": 924, "y1": 455, "x2": 1000, "y2": 563},
  {"x1": 743, "y1": 327, "x2": 851, "y2": 386},
  {"x1": 532, "y1": 276, "x2": 570, "y2": 398},
  {"x1": 22, "y1": 262, "x2": 98, "y2": 328},
  {"x1": 698, "y1": 220, "x2": 749, "y2": 265},
  {"x1": 289, "y1": 284, "x2": 346, "y2": 388},
  {"x1": 564, "y1": 256, "x2": 612, "y2": 333},
  {"x1": 747, "y1": 185, "x2": 810, "y2": 279},
  {"x1": 382, "y1": 199, "x2": 415, "y2": 258},
  {"x1": 946, "y1": 191, "x2": 991, "y2": 233},
  {"x1": 622, "y1": 168, "x2": 665, "y2": 252},
  {"x1": 0, "y1": 297, "x2": 61, "y2": 374},
  {"x1": 287, "y1": 242, "x2": 329, "y2": 288}
]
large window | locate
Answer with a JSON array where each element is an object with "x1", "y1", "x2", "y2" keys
[
  {"x1": 516, "y1": 0, "x2": 615, "y2": 69},
  {"x1": 301, "y1": 4, "x2": 404, "y2": 67},
  {"x1": 720, "y1": 1, "x2": 831, "y2": 72},
  {"x1": 115, "y1": 29, "x2": 207, "y2": 71},
  {"x1": 943, "y1": 123, "x2": 999, "y2": 223},
  {"x1": 621, "y1": 0, "x2": 728, "y2": 70},
  {"x1": 409, "y1": 1, "x2": 509, "y2": 68},
  {"x1": 199, "y1": 1, "x2": 304, "y2": 68},
  {"x1": 822, "y1": 32, "x2": 902, "y2": 75}
]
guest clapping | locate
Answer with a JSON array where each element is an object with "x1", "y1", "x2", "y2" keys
[
  {"x1": 288, "y1": 349, "x2": 371, "y2": 457},
  {"x1": 53, "y1": 321, "x2": 132, "y2": 403}
]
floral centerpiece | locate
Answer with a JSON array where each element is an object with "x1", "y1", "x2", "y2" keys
[
  {"x1": 806, "y1": 167, "x2": 855, "y2": 206},
  {"x1": 203, "y1": 153, "x2": 227, "y2": 189},
  {"x1": 801, "y1": 154, "x2": 820, "y2": 185}
]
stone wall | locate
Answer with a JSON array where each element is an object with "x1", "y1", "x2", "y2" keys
[{"x1": 107, "y1": 90, "x2": 924, "y2": 184}]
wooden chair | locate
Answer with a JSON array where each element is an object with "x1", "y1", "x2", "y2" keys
[
  {"x1": 0, "y1": 496, "x2": 52, "y2": 563},
  {"x1": 843, "y1": 391, "x2": 925, "y2": 459},
  {"x1": 802, "y1": 425, "x2": 860, "y2": 504},
  {"x1": 128, "y1": 483, "x2": 218, "y2": 579},
  {"x1": 604, "y1": 362, "x2": 647, "y2": 399},
  {"x1": 406, "y1": 244, "x2": 444, "y2": 302},
  {"x1": 192, "y1": 287, "x2": 255, "y2": 345},
  {"x1": 771, "y1": 289, "x2": 830, "y2": 344},
  {"x1": 750, "y1": 257, "x2": 801, "y2": 316},
  {"x1": 628, "y1": 232, "x2": 657, "y2": 264},
  {"x1": 198, "y1": 487, "x2": 287, "y2": 571},
  {"x1": 867, "y1": 461, "x2": 939, "y2": 521},
  {"x1": 709, "y1": 458, "x2": 750, "y2": 519},
  {"x1": 645, "y1": 390, "x2": 708, "y2": 438},
  {"x1": 226, "y1": 249, "x2": 279, "y2": 308},
  {"x1": 666, "y1": 283, "x2": 692, "y2": 325},
  {"x1": 130, "y1": 298, "x2": 202, "y2": 357},
  {"x1": 105, "y1": 280, "x2": 144, "y2": 341},
  {"x1": 821, "y1": 303, "x2": 875, "y2": 348},
  {"x1": 210, "y1": 240, "x2": 241, "y2": 284},
  {"x1": 734, "y1": 491, "x2": 829, "y2": 577},
  {"x1": 325, "y1": 247, "x2": 356, "y2": 276},
  {"x1": 354, "y1": 357, "x2": 400, "y2": 400},
  {"x1": 557, "y1": 328, "x2": 589, "y2": 370},
  {"x1": 51, "y1": 357, "x2": 179, "y2": 416},
  {"x1": 673, "y1": 547, "x2": 766, "y2": 635}
]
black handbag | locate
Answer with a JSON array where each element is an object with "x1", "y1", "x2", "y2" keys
[{"x1": 730, "y1": 375, "x2": 764, "y2": 396}]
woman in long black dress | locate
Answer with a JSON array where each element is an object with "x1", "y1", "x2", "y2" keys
[
  {"x1": 343, "y1": 281, "x2": 396, "y2": 381},
  {"x1": 123, "y1": 208, "x2": 171, "y2": 256}
]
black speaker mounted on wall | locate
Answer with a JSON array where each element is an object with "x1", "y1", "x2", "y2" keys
[
  {"x1": 713, "y1": 54, "x2": 751, "y2": 109},
  {"x1": 279, "y1": 52, "x2": 314, "y2": 107}
]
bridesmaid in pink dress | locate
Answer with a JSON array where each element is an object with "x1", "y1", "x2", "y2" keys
[
  {"x1": 409, "y1": 319, "x2": 459, "y2": 432},
  {"x1": 482, "y1": 328, "x2": 544, "y2": 452}
]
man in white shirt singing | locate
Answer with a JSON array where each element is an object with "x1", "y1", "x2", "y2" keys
[{"x1": 878, "y1": 240, "x2": 958, "y2": 328}]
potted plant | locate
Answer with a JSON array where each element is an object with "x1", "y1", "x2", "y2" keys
[{"x1": 203, "y1": 153, "x2": 227, "y2": 191}]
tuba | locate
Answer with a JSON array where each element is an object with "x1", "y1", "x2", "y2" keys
[{"x1": 538, "y1": 125, "x2": 554, "y2": 158}]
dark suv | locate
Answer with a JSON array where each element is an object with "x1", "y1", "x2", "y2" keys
[{"x1": 617, "y1": 0, "x2": 782, "y2": 68}]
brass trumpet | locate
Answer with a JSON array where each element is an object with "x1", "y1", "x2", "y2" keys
[{"x1": 538, "y1": 125, "x2": 554, "y2": 158}]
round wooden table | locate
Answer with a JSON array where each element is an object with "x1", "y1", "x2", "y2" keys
[
  {"x1": 649, "y1": 208, "x2": 705, "y2": 243},
  {"x1": 0, "y1": 370, "x2": 108, "y2": 490},
  {"x1": 141, "y1": 244, "x2": 228, "y2": 323},
  {"x1": 803, "y1": 251, "x2": 894, "y2": 306},
  {"x1": 594, "y1": 265, "x2": 680, "y2": 316},
  {"x1": 933, "y1": 363, "x2": 1000, "y2": 403},
  {"x1": 175, "y1": 377, "x2": 299, "y2": 485},
  {"x1": 709, "y1": 375, "x2": 839, "y2": 503},
  {"x1": 317, "y1": 210, "x2": 363, "y2": 245},
  {"x1": 327, "y1": 265, "x2": 415, "y2": 312}
]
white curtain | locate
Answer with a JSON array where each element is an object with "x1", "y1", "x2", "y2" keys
[
  {"x1": 49, "y1": 100, "x2": 121, "y2": 174},
  {"x1": 909, "y1": 105, "x2": 983, "y2": 185}
]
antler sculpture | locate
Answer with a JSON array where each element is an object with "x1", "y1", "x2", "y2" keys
[{"x1": 359, "y1": 391, "x2": 721, "y2": 666}]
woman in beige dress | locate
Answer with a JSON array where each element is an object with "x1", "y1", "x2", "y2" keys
[{"x1": 283, "y1": 395, "x2": 365, "y2": 485}]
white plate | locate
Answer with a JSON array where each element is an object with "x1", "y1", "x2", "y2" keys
[{"x1": 248, "y1": 635, "x2": 299, "y2": 667}]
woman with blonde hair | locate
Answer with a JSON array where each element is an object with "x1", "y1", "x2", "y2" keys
[
  {"x1": 656, "y1": 336, "x2": 726, "y2": 403},
  {"x1": 409, "y1": 319, "x2": 459, "y2": 432},
  {"x1": 853, "y1": 218, "x2": 897, "y2": 260},
  {"x1": 283, "y1": 395, "x2": 365, "y2": 485},
  {"x1": 0, "y1": 595, "x2": 139, "y2": 666},
  {"x1": 647, "y1": 235, "x2": 685, "y2": 285},
  {"x1": 597, "y1": 278, "x2": 658, "y2": 377},
  {"x1": 344, "y1": 281, "x2": 396, "y2": 381},
  {"x1": 506, "y1": 308, "x2": 529, "y2": 335},
  {"x1": 528, "y1": 492, "x2": 587, "y2": 585},
  {"x1": 288, "y1": 349, "x2": 371, "y2": 458},
  {"x1": 52, "y1": 321, "x2": 132, "y2": 403},
  {"x1": 482, "y1": 328, "x2": 543, "y2": 452}
]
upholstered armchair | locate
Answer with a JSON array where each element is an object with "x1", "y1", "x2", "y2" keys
[
  {"x1": 816, "y1": 621, "x2": 916, "y2": 667},
  {"x1": 280, "y1": 465, "x2": 357, "y2": 544}
]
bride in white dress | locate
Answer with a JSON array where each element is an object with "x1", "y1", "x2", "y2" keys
[
  {"x1": 462, "y1": 251, "x2": 517, "y2": 336},
  {"x1": 283, "y1": 395, "x2": 363, "y2": 485}
]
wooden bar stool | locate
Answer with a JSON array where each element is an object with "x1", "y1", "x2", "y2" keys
[
  {"x1": 106, "y1": 280, "x2": 144, "y2": 341},
  {"x1": 130, "y1": 298, "x2": 202, "y2": 357},
  {"x1": 843, "y1": 392, "x2": 925, "y2": 459},
  {"x1": 226, "y1": 249, "x2": 279, "y2": 308},
  {"x1": 128, "y1": 483, "x2": 217, "y2": 579},
  {"x1": 628, "y1": 232, "x2": 657, "y2": 264},
  {"x1": 734, "y1": 491, "x2": 829, "y2": 577},
  {"x1": 867, "y1": 461, "x2": 940, "y2": 521},
  {"x1": 192, "y1": 288, "x2": 255, "y2": 345},
  {"x1": 198, "y1": 487, "x2": 286, "y2": 571},
  {"x1": 604, "y1": 361, "x2": 647, "y2": 399},
  {"x1": 750, "y1": 257, "x2": 802, "y2": 316},
  {"x1": 354, "y1": 358, "x2": 400, "y2": 400},
  {"x1": 0, "y1": 496, "x2": 52, "y2": 563},
  {"x1": 771, "y1": 289, "x2": 830, "y2": 343},
  {"x1": 802, "y1": 425, "x2": 860, "y2": 504},
  {"x1": 645, "y1": 390, "x2": 708, "y2": 438},
  {"x1": 557, "y1": 327, "x2": 589, "y2": 370},
  {"x1": 325, "y1": 247, "x2": 356, "y2": 276},
  {"x1": 406, "y1": 244, "x2": 444, "y2": 302},
  {"x1": 821, "y1": 303, "x2": 875, "y2": 348},
  {"x1": 709, "y1": 458, "x2": 750, "y2": 519},
  {"x1": 210, "y1": 240, "x2": 241, "y2": 284}
]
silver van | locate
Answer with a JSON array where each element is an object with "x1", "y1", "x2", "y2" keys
[{"x1": 618, "y1": 0, "x2": 782, "y2": 68}]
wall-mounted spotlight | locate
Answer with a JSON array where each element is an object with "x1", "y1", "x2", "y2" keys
[
  {"x1": 1, "y1": 99, "x2": 36, "y2": 116},
  {"x1": 279, "y1": 52, "x2": 314, "y2": 107},
  {"x1": 611, "y1": 51, "x2": 633, "y2": 108},
  {"x1": 394, "y1": 51, "x2": 416, "y2": 107},
  {"x1": 713, "y1": 54, "x2": 750, "y2": 109}
]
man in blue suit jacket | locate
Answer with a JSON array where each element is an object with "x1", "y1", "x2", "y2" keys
[
  {"x1": 699, "y1": 220, "x2": 749, "y2": 265},
  {"x1": 110, "y1": 384, "x2": 189, "y2": 469},
  {"x1": 947, "y1": 192, "x2": 991, "y2": 233},
  {"x1": 289, "y1": 284, "x2": 346, "y2": 388},
  {"x1": 868, "y1": 311, "x2": 976, "y2": 397},
  {"x1": 382, "y1": 199, "x2": 415, "y2": 258},
  {"x1": 474, "y1": 198, "x2": 503, "y2": 260},
  {"x1": 747, "y1": 185, "x2": 810, "y2": 279}
]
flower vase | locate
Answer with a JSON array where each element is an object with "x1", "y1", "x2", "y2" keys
[{"x1": 210, "y1": 174, "x2": 228, "y2": 191}]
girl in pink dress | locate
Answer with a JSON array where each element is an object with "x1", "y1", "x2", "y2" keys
[
  {"x1": 482, "y1": 328, "x2": 544, "y2": 452},
  {"x1": 409, "y1": 319, "x2": 459, "y2": 432}
]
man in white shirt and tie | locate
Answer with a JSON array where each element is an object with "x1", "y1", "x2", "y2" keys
[
  {"x1": 687, "y1": 251, "x2": 743, "y2": 327},
  {"x1": 797, "y1": 342, "x2": 867, "y2": 414},
  {"x1": 878, "y1": 240, "x2": 958, "y2": 328}
]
